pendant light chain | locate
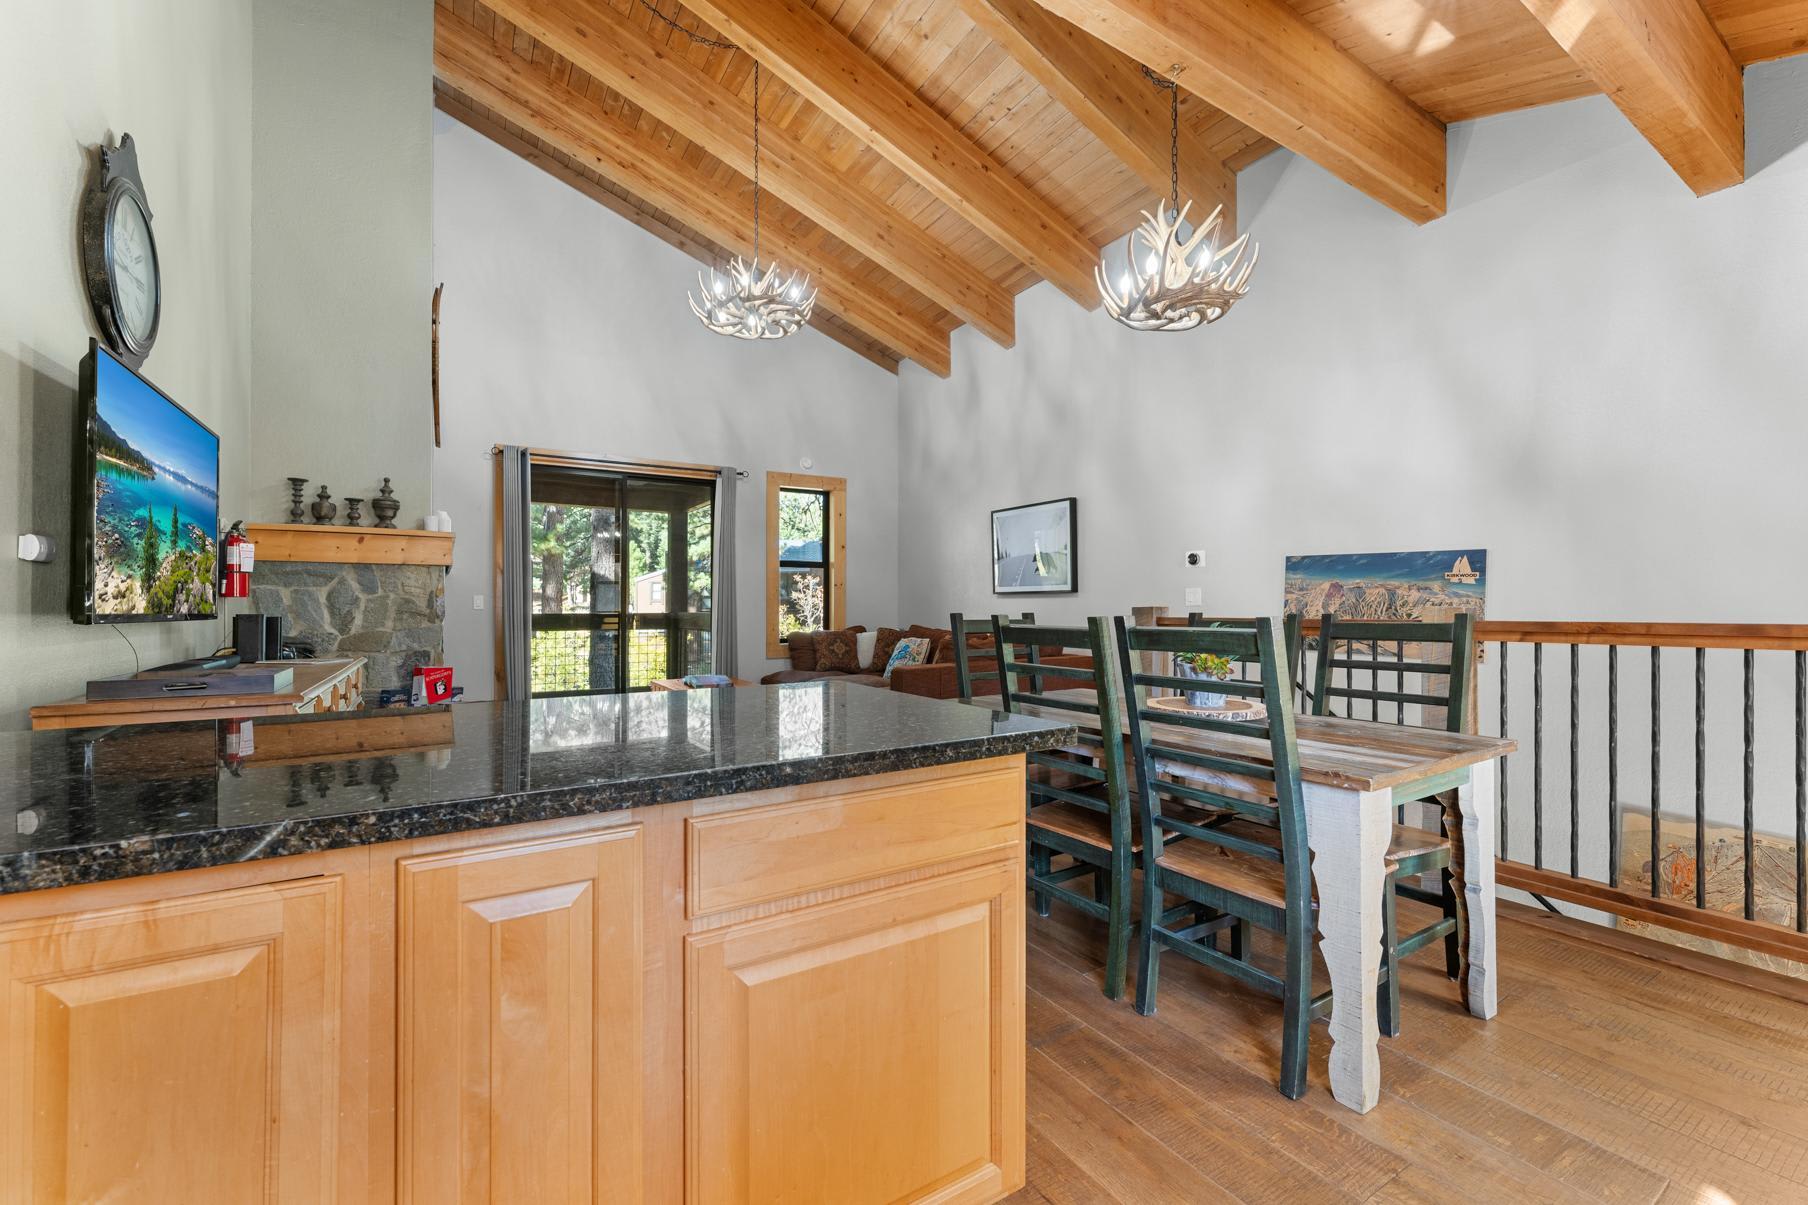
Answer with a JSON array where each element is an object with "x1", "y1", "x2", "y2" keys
[
  {"x1": 636, "y1": 0, "x2": 737, "y2": 50},
  {"x1": 1168, "y1": 83, "x2": 1180, "y2": 221},
  {"x1": 1139, "y1": 65, "x2": 1182, "y2": 220},
  {"x1": 752, "y1": 61, "x2": 762, "y2": 267}
]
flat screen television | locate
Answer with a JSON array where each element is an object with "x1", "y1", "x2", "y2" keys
[{"x1": 72, "y1": 340, "x2": 220, "y2": 623}]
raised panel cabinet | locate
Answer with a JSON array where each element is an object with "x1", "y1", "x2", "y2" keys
[
  {"x1": 0, "y1": 877, "x2": 343, "y2": 1204},
  {"x1": 686, "y1": 859, "x2": 1025, "y2": 1204},
  {"x1": 685, "y1": 760, "x2": 1022, "y2": 917},
  {"x1": 397, "y1": 826, "x2": 646, "y2": 1204}
]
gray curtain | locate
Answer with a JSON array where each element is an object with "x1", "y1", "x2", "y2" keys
[
  {"x1": 712, "y1": 468, "x2": 739, "y2": 679},
  {"x1": 499, "y1": 445, "x2": 533, "y2": 701}
]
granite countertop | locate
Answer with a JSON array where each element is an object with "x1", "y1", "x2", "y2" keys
[{"x1": 0, "y1": 683, "x2": 1075, "y2": 895}]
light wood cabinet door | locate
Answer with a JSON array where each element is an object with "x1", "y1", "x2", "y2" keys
[
  {"x1": 0, "y1": 877, "x2": 343, "y2": 1204},
  {"x1": 686, "y1": 859, "x2": 1024, "y2": 1205},
  {"x1": 397, "y1": 826, "x2": 645, "y2": 1204}
]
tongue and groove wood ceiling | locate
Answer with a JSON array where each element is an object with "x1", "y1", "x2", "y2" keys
[{"x1": 434, "y1": 0, "x2": 1808, "y2": 375}]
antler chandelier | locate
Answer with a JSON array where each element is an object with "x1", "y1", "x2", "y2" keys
[
  {"x1": 688, "y1": 61, "x2": 816, "y2": 340},
  {"x1": 1098, "y1": 68, "x2": 1257, "y2": 332}
]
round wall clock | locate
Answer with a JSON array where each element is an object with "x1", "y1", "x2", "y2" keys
[{"x1": 80, "y1": 133, "x2": 161, "y2": 366}]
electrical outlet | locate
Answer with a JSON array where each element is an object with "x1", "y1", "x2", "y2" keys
[
  {"x1": 1184, "y1": 588, "x2": 1203, "y2": 606},
  {"x1": 473, "y1": 594, "x2": 485, "y2": 611}
]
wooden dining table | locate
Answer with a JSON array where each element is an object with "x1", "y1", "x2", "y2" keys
[{"x1": 1014, "y1": 689, "x2": 1516, "y2": 1114}]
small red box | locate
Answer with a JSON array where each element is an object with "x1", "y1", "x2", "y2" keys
[{"x1": 411, "y1": 666, "x2": 454, "y2": 706}]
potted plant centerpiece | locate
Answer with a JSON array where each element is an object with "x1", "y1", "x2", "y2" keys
[{"x1": 1174, "y1": 650, "x2": 1236, "y2": 708}]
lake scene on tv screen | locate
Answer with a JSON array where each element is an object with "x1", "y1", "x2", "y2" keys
[{"x1": 91, "y1": 351, "x2": 219, "y2": 617}]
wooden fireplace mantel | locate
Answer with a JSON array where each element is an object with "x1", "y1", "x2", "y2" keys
[{"x1": 245, "y1": 523, "x2": 454, "y2": 567}]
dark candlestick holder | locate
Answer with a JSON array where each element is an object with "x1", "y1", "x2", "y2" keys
[
  {"x1": 343, "y1": 498, "x2": 364, "y2": 527},
  {"x1": 286, "y1": 478, "x2": 309, "y2": 523}
]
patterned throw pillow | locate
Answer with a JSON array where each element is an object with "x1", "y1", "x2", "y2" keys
[
  {"x1": 814, "y1": 628, "x2": 863, "y2": 673},
  {"x1": 869, "y1": 627, "x2": 907, "y2": 672},
  {"x1": 883, "y1": 637, "x2": 932, "y2": 680}
]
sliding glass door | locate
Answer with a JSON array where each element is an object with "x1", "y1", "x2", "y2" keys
[{"x1": 528, "y1": 466, "x2": 713, "y2": 696}]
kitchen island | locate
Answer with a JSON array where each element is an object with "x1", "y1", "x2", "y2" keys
[{"x1": 0, "y1": 683, "x2": 1072, "y2": 1204}]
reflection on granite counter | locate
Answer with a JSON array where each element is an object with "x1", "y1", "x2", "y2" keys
[{"x1": 0, "y1": 682, "x2": 1075, "y2": 895}]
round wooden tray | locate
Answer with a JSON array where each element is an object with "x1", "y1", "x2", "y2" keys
[{"x1": 1146, "y1": 694, "x2": 1263, "y2": 722}]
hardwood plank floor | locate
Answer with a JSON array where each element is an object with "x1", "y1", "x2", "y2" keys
[{"x1": 1011, "y1": 898, "x2": 1808, "y2": 1203}]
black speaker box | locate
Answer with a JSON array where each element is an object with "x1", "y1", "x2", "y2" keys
[{"x1": 234, "y1": 613, "x2": 285, "y2": 663}]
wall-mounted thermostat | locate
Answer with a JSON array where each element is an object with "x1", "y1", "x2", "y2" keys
[{"x1": 17, "y1": 534, "x2": 55, "y2": 563}]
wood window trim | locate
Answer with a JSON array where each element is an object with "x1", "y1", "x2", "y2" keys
[{"x1": 766, "y1": 472, "x2": 847, "y2": 660}]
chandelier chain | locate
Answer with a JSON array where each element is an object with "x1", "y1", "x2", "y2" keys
[
  {"x1": 1169, "y1": 85, "x2": 1179, "y2": 221},
  {"x1": 1139, "y1": 65, "x2": 1181, "y2": 219},
  {"x1": 752, "y1": 61, "x2": 762, "y2": 266},
  {"x1": 635, "y1": 0, "x2": 737, "y2": 50}
]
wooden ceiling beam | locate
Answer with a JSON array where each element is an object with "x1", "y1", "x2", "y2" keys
[
  {"x1": 1516, "y1": 0, "x2": 1744, "y2": 195},
  {"x1": 681, "y1": 0, "x2": 1103, "y2": 307},
  {"x1": 1029, "y1": 0, "x2": 1448, "y2": 224},
  {"x1": 431, "y1": 87, "x2": 900, "y2": 375},
  {"x1": 483, "y1": 0, "x2": 1014, "y2": 347},
  {"x1": 958, "y1": 0, "x2": 1237, "y2": 232},
  {"x1": 435, "y1": 13, "x2": 952, "y2": 376}
]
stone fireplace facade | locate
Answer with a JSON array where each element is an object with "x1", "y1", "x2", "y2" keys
[{"x1": 253, "y1": 561, "x2": 446, "y2": 695}]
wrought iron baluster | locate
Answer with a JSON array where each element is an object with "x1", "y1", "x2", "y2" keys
[
  {"x1": 1397, "y1": 639, "x2": 1406, "y2": 724},
  {"x1": 1570, "y1": 642, "x2": 1580, "y2": 878},
  {"x1": 1695, "y1": 648, "x2": 1706, "y2": 910},
  {"x1": 1500, "y1": 642, "x2": 1510, "y2": 855},
  {"x1": 1797, "y1": 650, "x2": 1805, "y2": 934},
  {"x1": 1651, "y1": 647, "x2": 1662, "y2": 900},
  {"x1": 1534, "y1": 643, "x2": 1544, "y2": 868},
  {"x1": 1372, "y1": 638, "x2": 1379, "y2": 722},
  {"x1": 1744, "y1": 649, "x2": 1756, "y2": 922},
  {"x1": 1609, "y1": 645, "x2": 1620, "y2": 888}
]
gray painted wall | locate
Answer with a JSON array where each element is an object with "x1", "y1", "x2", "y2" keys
[
  {"x1": 248, "y1": 0, "x2": 435, "y2": 524},
  {"x1": 430, "y1": 114, "x2": 902, "y2": 696},
  {"x1": 0, "y1": 2, "x2": 254, "y2": 729},
  {"x1": 898, "y1": 63, "x2": 1808, "y2": 631}
]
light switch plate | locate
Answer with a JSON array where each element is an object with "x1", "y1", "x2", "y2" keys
[
  {"x1": 1184, "y1": 588, "x2": 1203, "y2": 606},
  {"x1": 473, "y1": 594, "x2": 485, "y2": 611}
]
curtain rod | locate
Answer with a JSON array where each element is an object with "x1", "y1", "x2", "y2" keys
[{"x1": 490, "y1": 445, "x2": 747, "y2": 480}]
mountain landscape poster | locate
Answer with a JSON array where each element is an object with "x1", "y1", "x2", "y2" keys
[{"x1": 1283, "y1": 548, "x2": 1486, "y2": 621}]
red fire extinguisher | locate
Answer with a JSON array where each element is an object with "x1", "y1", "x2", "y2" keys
[{"x1": 221, "y1": 521, "x2": 255, "y2": 599}]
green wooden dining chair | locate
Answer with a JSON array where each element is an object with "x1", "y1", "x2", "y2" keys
[
  {"x1": 991, "y1": 615, "x2": 1137, "y2": 1000},
  {"x1": 1114, "y1": 617, "x2": 1326, "y2": 1099},
  {"x1": 1310, "y1": 612, "x2": 1477, "y2": 1035},
  {"x1": 949, "y1": 611, "x2": 1033, "y2": 702}
]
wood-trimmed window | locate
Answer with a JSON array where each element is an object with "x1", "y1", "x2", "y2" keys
[{"x1": 766, "y1": 472, "x2": 847, "y2": 659}]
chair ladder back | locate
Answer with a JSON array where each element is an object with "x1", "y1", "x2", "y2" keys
[
  {"x1": 992, "y1": 615, "x2": 1132, "y2": 835},
  {"x1": 950, "y1": 611, "x2": 1032, "y2": 702},
  {"x1": 1310, "y1": 612, "x2": 1477, "y2": 731},
  {"x1": 1114, "y1": 618, "x2": 1309, "y2": 874}
]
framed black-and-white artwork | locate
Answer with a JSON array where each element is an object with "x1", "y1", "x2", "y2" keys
[{"x1": 991, "y1": 497, "x2": 1077, "y2": 594}]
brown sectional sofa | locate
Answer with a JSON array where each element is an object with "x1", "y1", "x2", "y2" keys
[{"x1": 759, "y1": 624, "x2": 1089, "y2": 701}]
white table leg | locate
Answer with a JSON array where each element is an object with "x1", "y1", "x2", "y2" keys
[
  {"x1": 1452, "y1": 758, "x2": 1500, "y2": 1019},
  {"x1": 1304, "y1": 781, "x2": 1392, "y2": 1113}
]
